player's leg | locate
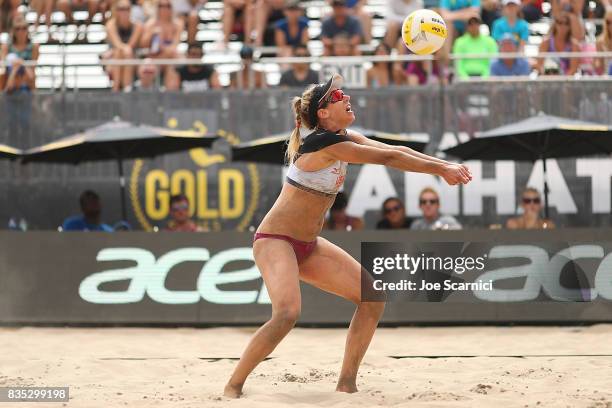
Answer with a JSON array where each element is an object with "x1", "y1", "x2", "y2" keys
[
  {"x1": 224, "y1": 237, "x2": 302, "y2": 398},
  {"x1": 298, "y1": 237, "x2": 385, "y2": 393}
]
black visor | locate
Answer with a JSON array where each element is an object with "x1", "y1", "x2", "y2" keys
[{"x1": 307, "y1": 74, "x2": 343, "y2": 128}]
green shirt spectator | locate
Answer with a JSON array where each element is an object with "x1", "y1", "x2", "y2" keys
[{"x1": 453, "y1": 17, "x2": 498, "y2": 78}]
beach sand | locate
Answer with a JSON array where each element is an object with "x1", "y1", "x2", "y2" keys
[{"x1": 2, "y1": 325, "x2": 612, "y2": 407}]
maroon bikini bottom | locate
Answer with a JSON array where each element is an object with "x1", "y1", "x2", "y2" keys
[{"x1": 253, "y1": 232, "x2": 317, "y2": 263}]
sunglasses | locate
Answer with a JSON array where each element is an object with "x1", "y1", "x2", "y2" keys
[
  {"x1": 556, "y1": 19, "x2": 569, "y2": 25},
  {"x1": 320, "y1": 89, "x2": 346, "y2": 107},
  {"x1": 384, "y1": 205, "x2": 402, "y2": 214},
  {"x1": 171, "y1": 203, "x2": 189, "y2": 211},
  {"x1": 117, "y1": 6, "x2": 130, "y2": 11},
  {"x1": 15, "y1": 26, "x2": 28, "y2": 31},
  {"x1": 522, "y1": 197, "x2": 541, "y2": 204},
  {"x1": 419, "y1": 199, "x2": 439, "y2": 206},
  {"x1": 158, "y1": 3, "x2": 171, "y2": 8}
]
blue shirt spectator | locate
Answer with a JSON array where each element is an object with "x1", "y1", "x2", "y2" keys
[
  {"x1": 62, "y1": 190, "x2": 114, "y2": 232},
  {"x1": 321, "y1": 13, "x2": 362, "y2": 39},
  {"x1": 440, "y1": 0, "x2": 481, "y2": 34},
  {"x1": 275, "y1": 16, "x2": 309, "y2": 47},
  {"x1": 62, "y1": 215, "x2": 114, "y2": 232},
  {"x1": 321, "y1": 0, "x2": 363, "y2": 55},
  {"x1": 491, "y1": 58, "x2": 530, "y2": 75},
  {"x1": 491, "y1": 0, "x2": 529, "y2": 45},
  {"x1": 491, "y1": 33, "x2": 531, "y2": 76}
]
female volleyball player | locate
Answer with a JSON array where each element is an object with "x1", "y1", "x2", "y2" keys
[{"x1": 224, "y1": 74, "x2": 472, "y2": 398}]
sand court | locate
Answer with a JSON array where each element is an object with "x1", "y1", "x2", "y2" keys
[{"x1": 1, "y1": 325, "x2": 612, "y2": 407}]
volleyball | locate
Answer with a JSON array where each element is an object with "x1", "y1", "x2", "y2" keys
[{"x1": 402, "y1": 9, "x2": 447, "y2": 55}]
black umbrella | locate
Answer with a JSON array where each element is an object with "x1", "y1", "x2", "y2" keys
[
  {"x1": 0, "y1": 143, "x2": 22, "y2": 159},
  {"x1": 22, "y1": 118, "x2": 219, "y2": 222},
  {"x1": 444, "y1": 114, "x2": 612, "y2": 218},
  {"x1": 231, "y1": 127, "x2": 428, "y2": 165}
]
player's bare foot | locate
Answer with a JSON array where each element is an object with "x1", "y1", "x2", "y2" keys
[
  {"x1": 223, "y1": 382, "x2": 243, "y2": 398},
  {"x1": 336, "y1": 379, "x2": 358, "y2": 393}
]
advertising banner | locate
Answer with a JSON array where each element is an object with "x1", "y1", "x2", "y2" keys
[{"x1": 1, "y1": 229, "x2": 611, "y2": 325}]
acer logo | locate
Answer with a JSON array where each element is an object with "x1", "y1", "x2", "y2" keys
[
  {"x1": 79, "y1": 247, "x2": 270, "y2": 305},
  {"x1": 474, "y1": 245, "x2": 612, "y2": 302}
]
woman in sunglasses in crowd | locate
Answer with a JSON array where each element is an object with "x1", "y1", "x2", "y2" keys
[
  {"x1": 141, "y1": 0, "x2": 183, "y2": 90},
  {"x1": 224, "y1": 74, "x2": 472, "y2": 398},
  {"x1": 0, "y1": 15, "x2": 39, "y2": 93},
  {"x1": 104, "y1": 0, "x2": 143, "y2": 92},
  {"x1": 506, "y1": 187, "x2": 556, "y2": 229},
  {"x1": 536, "y1": 11, "x2": 580, "y2": 75}
]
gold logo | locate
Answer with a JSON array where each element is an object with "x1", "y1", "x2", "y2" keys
[{"x1": 129, "y1": 119, "x2": 260, "y2": 231}]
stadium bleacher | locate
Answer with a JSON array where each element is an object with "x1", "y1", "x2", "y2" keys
[{"x1": 0, "y1": 0, "x2": 607, "y2": 89}]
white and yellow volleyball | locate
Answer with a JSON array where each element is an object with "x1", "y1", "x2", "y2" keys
[{"x1": 402, "y1": 9, "x2": 447, "y2": 55}]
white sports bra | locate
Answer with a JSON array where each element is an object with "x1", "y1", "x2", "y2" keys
[{"x1": 286, "y1": 128, "x2": 351, "y2": 197}]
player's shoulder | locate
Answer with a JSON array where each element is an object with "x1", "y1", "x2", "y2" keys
[{"x1": 299, "y1": 129, "x2": 352, "y2": 153}]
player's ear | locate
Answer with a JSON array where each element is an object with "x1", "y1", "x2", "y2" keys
[{"x1": 317, "y1": 108, "x2": 329, "y2": 120}]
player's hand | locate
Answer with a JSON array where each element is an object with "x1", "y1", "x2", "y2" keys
[{"x1": 441, "y1": 163, "x2": 472, "y2": 185}]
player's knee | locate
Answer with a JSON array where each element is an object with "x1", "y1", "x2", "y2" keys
[
  {"x1": 272, "y1": 304, "x2": 301, "y2": 328},
  {"x1": 360, "y1": 301, "x2": 385, "y2": 320}
]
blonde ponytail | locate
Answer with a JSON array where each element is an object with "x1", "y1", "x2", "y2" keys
[
  {"x1": 286, "y1": 85, "x2": 317, "y2": 164},
  {"x1": 286, "y1": 96, "x2": 303, "y2": 164}
]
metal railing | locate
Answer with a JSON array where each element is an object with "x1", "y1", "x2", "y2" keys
[{"x1": 2, "y1": 51, "x2": 612, "y2": 91}]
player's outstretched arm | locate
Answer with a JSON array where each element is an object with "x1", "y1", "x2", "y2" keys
[
  {"x1": 345, "y1": 129, "x2": 472, "y2": 182},
  {"x1": 324, "y1": 142, "x2": 470, "y2": 186}
]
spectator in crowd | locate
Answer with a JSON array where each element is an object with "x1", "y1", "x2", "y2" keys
[
  {"x1": 278, "y1": 44, "x2": 319, "y2": 87},
  {"x1": 324, "y1": 192, "x2": 364, "y2": 230},
  {"x1": 104, "y1": 0, "x2": 143, "y2": 92},
  {"x1": 178, "y1": 42, "x2": 221, "y2": 91},
  {"x1": 491, "y1": 0, "x2": 530, "y2": 48},
  {"x1": 506, "y1": 187, "x2": 555, "y2": 229},
  {"x1": 481, "y1": 0, "x2": 501, "y2": 29},
  {"x1": 366, "y1": 42, "x2": 395, "y2": 87},
  {"x1": 394, "y1": 38, "x2": 446, "y2": 85},
  {"x1": 522, "y1": 0, "x2": 543, "y2": 22},
  {"x1": 402, "y1": 53, "x2": 445, "y2": 85},
  {"x1": 536, "y1": 12, "x2": 580, "y2": 75},
  {"x1": 411, "y1": 188, "x2": 462, "y2": 230},
  {"x1": 132, "y1": 0, "x2": 158, "y2": 23},
  {"x1": 253, "y1": 0, "x2": 286, "y2": 46},
  {"x1": 134, "y1": 58, "x2": 159, "y2": 91},
  {"x1": 0, "y1": 0, "x2": 21, "y2": 33},
  {"x1": 376, "y1": 197, "x2": 414, "y2": 229},
  {"x1": 57, "y1": 0, "x2": 104, "y2": 25},
  {"x1": 173, "y1": 0, "x2": 207, "y2": 43},
  {"x1": 321, "y1": 0, "x2": 363, "y2": 56},
  {"x1": 491, "y1": 33, "x2": 531, "y2": 75},
  {"x1": 330, "y1": 32, "x2": 358, "y2": 56},
  {"x1": 141, "y1": 0, "x2": 183, "y2": 90},
  {"x1": 31, "y1": 0, "x2": 57, "y2": 29},
  {"x1": 595, "y1": 9, "x2": 612, "y2": 74},
  {"x1": 1, "y1": 15, "x2": 39, "y2": 93},
  {"x1": 166, "y1": 194, "x2": 202, "y2": 231},
  {"x1": 550, "y1": 0, "x2": 585, "y2": 41},
  {"x1": 583, "y1": 0, "x2": 609, "y2": 21},
  {"x1": 344, "y1": 0, "x2": 372, "y2": 44},
  {"x1": 222, "y1": 0, "x2": 253, "y2": 46},
  {"x1": 274, "y1": 0, "x2": 309, "y2": 58},
  {"x1": 230, "y1": 44, "x2": 267, "y2": 88},
  {"x1": 439, "y1": 0, "x2": 481, "y2": 57},
  {"x1": 62, "y1": 190, "x2": 114, "y2": 232},
  {"x1": 453, "y1": 16, "x2": 498, "y2": 79},
  {"x1": 383, "y1": 0, "x2": 424, "y2": 48}
]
